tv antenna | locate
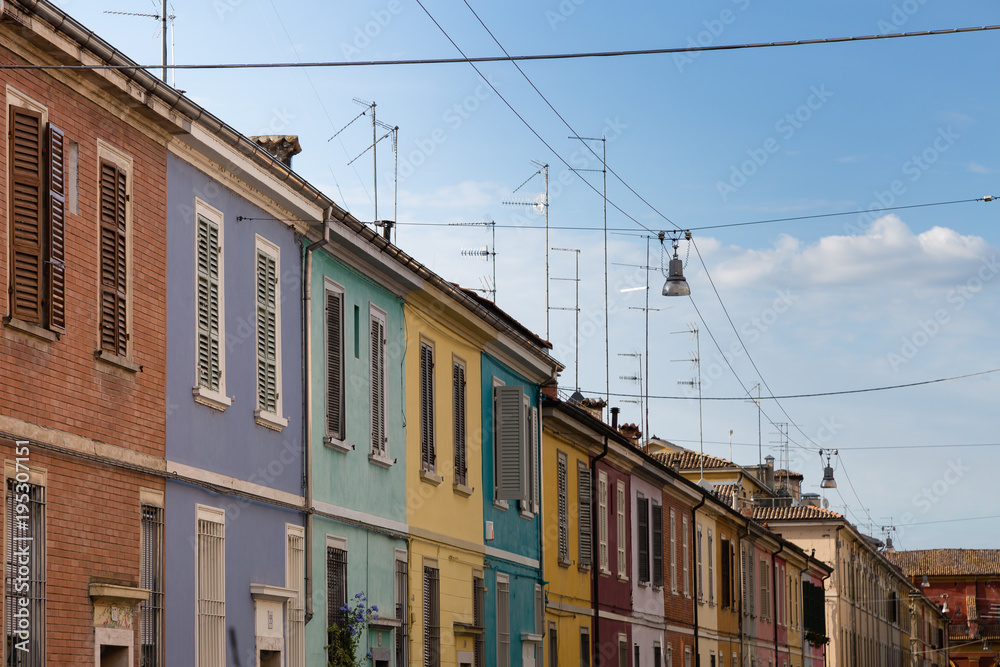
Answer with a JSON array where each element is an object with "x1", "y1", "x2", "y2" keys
[
  {"x1": 336, "y1": 99, "x2": 398, "y2": 239},
  {"x1": 503, "y1": 161, "x2": 549, "y2": 337},
  {"x1": 618, "y1": 352, "x2": 643, "y2": 441},
  {"x1": 673, "y1": 325, "x2": 710, "y2": 490},
  {"x1": 104, "y1": 3, "x2": 176, "y2": 86},
  {"x1": 550, "y1": 247, "x2": 581, "y2": 391},
  {"x1": 746, "y1": 382, "x2": 762, "y2": 466},
  {"x1": 770, "y1": 423, "x2": 789, "y2": 493},
  {"x1": 456, "y1": 221, "x2": 497, "y2": 302}
]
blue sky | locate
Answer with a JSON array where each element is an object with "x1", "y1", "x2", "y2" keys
[{"x1": 58, "y1": 0, "x2": 1000, "y2": 548}]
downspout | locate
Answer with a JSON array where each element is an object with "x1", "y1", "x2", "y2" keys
[
  {"x1": 819, "y1": 568, "x2": 832, "y2": 667},
  {"x1": 833, "y1": 526, "x2": 842, "y2": 667},
  {"x1": 772, "y1": 543, "x2": 785, "y2": 664},
  {"x1": 691, "y1": 493, "x2": 707, "y2": 666},
  {"x1": 302, "y1": 232, "x2": 326, "y2": 623},
  {"x1": 591, "y1": 407, "x2": 616, "y2": 667}
]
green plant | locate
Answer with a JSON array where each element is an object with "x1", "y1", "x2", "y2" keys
[
  {"x1": 805, "y1": 630, "x2": 829, "y2": 647},
  {"x1": 327, "y1": 591, "x2": 380, "y2": 667}
]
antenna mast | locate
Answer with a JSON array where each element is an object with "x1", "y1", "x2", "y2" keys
[
  {"x1": 504, "y1": 161, "x2": 549, "y2": 334},
  {"x1": 551, "y1": 247, "x2": 581, "y2": 390},
  {"x1": 104, "y1": 6, "x2": 175, "y2": 84}
]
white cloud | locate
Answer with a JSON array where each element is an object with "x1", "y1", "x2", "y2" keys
[
  {"x1": 968, "y1": 162, "x2": 996, "y2": 175},
  {"x1": 399, "y1": 180, "x2": 506, "y2": 216}
]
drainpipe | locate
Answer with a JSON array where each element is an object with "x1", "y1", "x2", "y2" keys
[
  {"x1": 591, "y1": 407, "x2": 616, "y2": 667},
  {"x1": 691, "y1": 492, "x2": 707, "y2": 666},
  {"x1": 302, "y1": 232, "x2": 326, "y2": 623},
  {"x1": 772, "y1": 543, "x2": 785, "y2": 665},
  {"x1": 819, "y1": 568, "x2": 832, "y2": 667}
]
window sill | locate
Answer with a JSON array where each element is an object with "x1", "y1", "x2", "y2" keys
[
  {"x1": 420, "y1": 469, "x2": 442, "y2": 484},
  {"x1": 577, "y1": 564, "x2": 592, "y2": 574},
  {"x1": 4, "y1": 317, "x2": 58, "y2": 342},
  {"x1": 638, "y1": 581, "x2": 651, "y2": 588},
  {"x1": 323, "y1": 436, "x2": 351, "y2": 453},
  {"x1": 493, "y1": 499, "x2": 509, "y2": 511},
  {"x1": 598, "y1": 569, "x2": 611, "y2": 578},
  {"x1": 370, "y1": 453, "x2": 395, "y2": 469},
  {"x1": 192, "y1": 386, "x2": 232, "y2": 411},
  {"x1": 519, "y1": 509, "x2": 535, "y2": 520},
  {"x1": 453, "y1": 482, "x2": 474, "y2": 497},
  {"x1": 558, "y1": 559, "x2": 572, "y2": 569},
  {"x1": 95, "y1": 350, "x2": 140, "y2": 373},
  {"x1": 617, "y1": 575, "x2": 629, "y2": 583},
  {"x1": 653, "y1": 585, "x2": 663, "y2": 592},
  {"x1": 254, "y1": 409, "x2": 288, "y2": 431}
]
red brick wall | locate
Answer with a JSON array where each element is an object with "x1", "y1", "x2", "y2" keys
[
  {"x1": 661, "y1": 486, "x2": 695, "y2": 628},
  {"x1": 0, "y1": 45, "x2": 167, "y2": 459}
]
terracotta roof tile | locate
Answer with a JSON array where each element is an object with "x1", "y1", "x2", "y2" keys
[
  {"x1": 885, "y1": 549, "x2": 1000, "y2": 577},
  {"x1": 752, "y1": 505, "x2": 844, "y2": 521},
  {"x1": 650, "y1": 449, "x2": 738, "y2": 471}
]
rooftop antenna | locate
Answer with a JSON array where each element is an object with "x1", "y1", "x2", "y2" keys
[
  {"x1": 341, "y1": 100, "x2": 397, "y2": 230},
  {"x1": 618, "y1": 352, "x2": 643, "y2": 441},
  {"x1": 454, "y1": 221, "x2": 496, "y2": 301},
  {"x1": 104, "y1": 3, "x2": 176, "y2": 85},
  {"x1": 673, "y1": 325, "x2": 710, "y2": 491},
  {"x1": 504, "y1": 161, "x2": 549, "y2": 337},
  {"x1": 770, "y1": 423, "x2": 789, "y2": 493},
  {"x1": 746, "y1": 382, "x2": 762, "y2": 466},
  {"x1": 569, "y1": 135, "x2": 608, "y2": 406},
  {"x1": 551, "y1": 247, "x2": 581, "y2": 390}
]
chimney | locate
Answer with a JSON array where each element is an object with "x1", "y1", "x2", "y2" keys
[
  {"x1": 801, "y1": 493, "x2": 821, "y2": 508},
  {"x1": 249, "y1": 135, "x2": 302, "y2": 168},
  {"x1": 764, "y1": 455, "x2": 775, "y2": 490},
  {"x1": 610, "y1": 407, "x2": 619, "y2": 430},
  {"x1": 579, "y1": 397, "x2": 607, "y2": 422},
  {"x1": 379, "y1": 220, "x2": 394, "y2": 241}
]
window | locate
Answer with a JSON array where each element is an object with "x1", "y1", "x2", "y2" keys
[
  {"x1": 708, "y1": 528, "x2": 714, "y2": 605},
  {"x1": 651, "y1": 504, "x2": 663, "y2": 588},
  {"x1": 325, "y1": 280, "x2": 345, "y2": 441},
  {"x1": 8, "y1": 102, "x2": 66, "y2": 334},
  {"x1": 759, "y1": 558, "x2": 770, "y2": 619},
  {"x1": 580, "y1": 628, "x2": 590, "y2": 667},
  {"x1": 696, "y1": 523, "x2": 703, "y2": 600},
  {"x1": 196, "y1": 505, "x2": 225, "y2": 666},
  {"x1": 669, "y1": 509, "x2": 677, "y2": 593},
  {"x1": 420, "y1": 341, "x2": 436, "y2": 470},
  {"x1": 634, "y1": 645, "x2": 640, "y2": 667},
  {"x1": 99, "y1": 156, "x2": 130, "y2": 357},
  {"x1": 720, "y1": 536, "x2": 731, "y2": 608},
  {"x1": 666, "y1": 645, "x2": 672, "y2": 667},
  {"x1": 370, "y1": 306, "x2": 388, "y2": 457},
  {"x1": 194, "y1": 204, "x2": 228, "y2": 405},
  {"x1": 497, "y1": 574, "x2": 510, "y2": 667},
  {"x1": 683, "y1": 647, "x2": 691, "y2": 667},
  {"x1": 423, "y1": 565, "x2": 440, "y2": 667},
  {"x1": 140, "y1": 503, "x2": 165, "y2": 667},
  {"x1": 326, "y1": 537, "x2": 348, "y2": 661},
  {"x1": 557, "y1": 452, "x2": 569, "y2": 563},
  {"x1": 286, "y1": 525, "x2": 305, "y2": 667},
  {"x1": 525, "y1": 405, "x2": 539, "y2": 514},
  {"x1": 616, "y1": 481, "x2": 626, "y2": 578},
  {"x1": 535, "y1": 583, "x2": 544, "y2": 636},
  {"x1": 549, "y1": 623, "x2": 558, "y2": 667},
  {"x1": 396, "y1": 555, "x2": 409, "y2": 667},
  {"x1": 494, "y1": 384, "x2": 526, "y2": 502},
  {"x1": 5, "y1": 475, "x2": 45, "y2": 666},
  {"x1": 654, "y1": 644, "x2": 661, "y2": 667},
  {"x1": 637, "y1": 496, "x2": 649, "y2": 584},
  {"x1": 682, "y1": 516, "x2": 690, "y2": 596},
  {"x1": 597, "y1": 471, "x2": 609, "y2": 573},
  {"x1": 254, "y1": 237, "x2": 286, "y2": 428},
  {"x1": 453, "y1": 360, "x2": 467, "y2": 485},
  {"x1": 577, "y1": 463, "x2": 592, "y2": 568},
  {"x1": 473, "y1": 576, "x2": 485, "y2": 667},
  {"x1": 618, "y1": 636, "x2": 627, "y2": 667}
]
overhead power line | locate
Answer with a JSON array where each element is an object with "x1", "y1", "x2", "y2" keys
[{"x1": 6, "y1": 24, "x2": 999, "y2": 71}]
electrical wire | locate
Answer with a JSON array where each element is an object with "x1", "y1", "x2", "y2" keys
[
  {"x1": 903, "y1": 514, "x2": 1000, "y2": 527},
  {"x1": 8, "y1": 24, "x2": 999, "y2": 70},
  {"x1": 576, "y1": 367, "x2": 1000, "y2": 401},
  {"x1": 667, "y1": 437, "x2": 1000, "y2": 451}
]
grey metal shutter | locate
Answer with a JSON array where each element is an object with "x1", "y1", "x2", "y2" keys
[
  {"x1": 453, "y1": 363, "x2": 467, "y2": 485},
  {"x1": 577, "y1": 464, "x2": 592, "y2": 567},
  {"x1": 326, "y1": 290, "x2": 344, "y2": 438},
  {"x1": 420, "y1": 343, "x2": 435, "y2": 468},
  {"x1": 494, "y1": 385, "x2": 526, "y2": 501},
  {"x1": 637, "y1": 497, "x2": 649, "y2": 584},
  {"x1": 652, "y1": 503, "x2": 663, "y2": 588},
  {"x1": 556, "y1": 452, "x2": 569, "y2": 563}
]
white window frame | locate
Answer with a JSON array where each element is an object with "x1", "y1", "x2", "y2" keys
[
  {"x1": 669, "y1": 508, "x2": 677, "y2": 594},
  {"x1": 708, "y1": 527, "x2": 714, "y2": 606},
  {"x1": 369, "y1": 304, "x2": 390, "y2": 464},
  {"x1": 285, "y1": 524, "x2": 305, "y2": 667},
  {"x1": 491, "y1": 376, "x2": 509, "y2": 509},
  {"x1": 192, "y1": 199, "x2": 231, "y2": 411},
  {"x1": 598, "y1": 470, "x2": 609, "y2": 574},
  {"x1": 323, "y1": 278, "x2": 346, "y2": 447},
  {"x1": 696, "y1": 522, "x2": 703, "y2": 600},
  {"x1": 682, "y1": 515, "x2": 690, "y2": 597},
  {"x1": 253, "y1": 235, "x2": 287, "y2": 430},
  {"x1": 616, "y1": 480, "x2": 627, "y2": 579},
  {"x1": 195, "y1": 504, "x2": 226, "y2": 667}
]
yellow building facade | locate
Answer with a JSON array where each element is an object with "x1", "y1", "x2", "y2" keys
[{"x1": 404, "y1": 286, "x2": 495, "y2": 667}]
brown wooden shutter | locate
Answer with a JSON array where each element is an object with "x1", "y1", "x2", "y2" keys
[
  {"x1": 9, "y1": 106, "x2": 43, "y2": 324},
  {"x1": 47, "y1": 124, "x2": 66, "y2": 332},
  {"x1": 577, "y1": 463, "x2": 592, "y2": 567},
  {"x1": 100, "y1": 160, "x2": 127, "y2": 355},
  {"x1": 420, "y1": 342, "x2": 435, "y2": 469},
  {"x1": 637, "y1": 496, "x2": 650, "y2": 584}
]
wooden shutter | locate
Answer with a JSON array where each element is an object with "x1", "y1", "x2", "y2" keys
[
  {"x1": 652, "y1": 503, "x2": 663, "y2": 588},
  {"x1": 256, "y1": 249, "x2": 278, "y2": 412},
  {"x1": 556, "y1": 452, "x2": 568, "y2": 563},
  {"x1": 420, "y1": 342, "x2": 435, "y2": 468},
  {"x1": 453, "y1": 363, "x2": 467, "y2": 485},
  {"x1": 577, "y1": 464, "x2": 592, "y2": 568},
  {"x1": 720, "y1": 537, "x2": 730, "y2": 608},
  {"x1": 616, "y1": 482, "x2": 626, "y2": 577},
  {"x1": 9, "y1": 106, "x2": 43, "y2": 324},
  {"x1": 325, "y1": 290, "x2": 344, "y2": 438},
  {"x1": 47, "y1": 124, "x2": 66, "y2": 332},
  {"x1": 494, "y1": 385, "x2": 525, "y2": 501},
  {"x1": 370, "y1": 314, "x2": 386, "y2": 455},
  {"x1": 530, "y1": 406, "x2": 539, "y2": 513},
  {"x1": 100, "y1": 160, "x2": 128, "y2": 356},
  {"x1": 637, "y1": 497, "x2": 649, "y2": 584},
  {"x1": 196, "y1": 216, "x2": 221, "y2": 391}
]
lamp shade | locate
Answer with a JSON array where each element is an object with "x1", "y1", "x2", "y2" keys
[
  {"x1": 662, "y1": 257, "x2": 690, "y2": 297},
  {"x1": 820, "y1": 465, "x2": 837, "y2": 489}
]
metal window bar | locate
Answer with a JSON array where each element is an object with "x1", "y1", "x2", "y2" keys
[
  {"x1": 196, "y1": 517, "x2": 225, "y2": 667},
  {"x1": 140, "y1": 505, "x2": 164, "y2": 667},
  {"x1": 473, "y1": 577, "x2": 485, "y2": 667},
  {"x1": 395, "y1": 560, "x2": 408, "y2": 667},
  {"x1": 5, "y1": 479, "x2": 45, "y2": 667},
  {"x1": 423, "y1": 567, "x2": 440, "y2": 667},
  {"x1": 327, "y1": 547, "x2": 348, "y2": 661},
  {"x1": 286, "y1": 531, "x2": 305, "y2": 667}
]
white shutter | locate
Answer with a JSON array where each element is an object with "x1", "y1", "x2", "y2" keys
[
  {"x1": 670, "y1": 509, "x2": 677, "y2": 592},
  {"x1": 616, "y1": 482, "x2": 626, "y2": 577},
  {"x1": 494, "y1": 385, "x2": 526, "y2": 501},
  {"x1": 598, "y1": 471, "x2": 608, "y2": 573},
  {"x1": 196, "y1": 506, "x2": 226, "y2": 667},
  {"x1": 497, "y1": 575, "x2": 510, "y2": 667}
]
